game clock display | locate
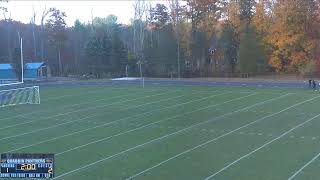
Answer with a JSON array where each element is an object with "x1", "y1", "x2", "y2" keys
[{"x1": 0, "y1": 153, "x2": 54, "y2": 178}]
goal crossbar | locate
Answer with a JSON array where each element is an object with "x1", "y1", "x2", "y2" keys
[{"x1": 0, "y1": 82, "x2": 24, "y2": 87}]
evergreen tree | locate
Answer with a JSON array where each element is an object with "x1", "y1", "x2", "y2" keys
[
  {"x1": 238, "y1": 28, "x2": 266, "y2": 75},
  {"x1": 218, "y1": 22, "x2": 239, "y2": 74}
]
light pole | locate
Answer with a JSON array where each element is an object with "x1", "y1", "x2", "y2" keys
[
  {"x1": 125, "y1": 65, "x2": 129, "y2": 78},
  {"x1": 20, "y1": 38, "x2": 24, "y2": 83},
  {"x1": 137, "y1": 60, "x2": 146, "y2": 88}
]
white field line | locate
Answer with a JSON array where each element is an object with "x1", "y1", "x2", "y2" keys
[
  {"x1": 188, "y1": 89, "x2": 277, "y2": 95},
  {"x1": 0, "y1": 90, "x2": 177, "y2": 141},
  {"x1": 0, "y1": 86, "x2": 133, "y2": 117},
  {"x1": 0, "y1": 89, "x2": 167, "y2": 130},
  {"x1": 288, "y1": 151, "x2": 320, "y2": 179},
  {"x1": 148, "y1": 82, "x2": 297, "y2": 92},
  {"x1": 0, "y1": 87, "x2": 159, "y2": 122},
  {"x1": 55, "y1": 93, "x2": 287, "y2": 156},
  {"x1": 54, "y1": 92, "x2": 232, "y2": 156},
  {"x1": 41, "y1": 86, "x2": 131, "y2": 102},
  {"x1": 115, "y1": 81, "x2": 282, "y2": 95},
  {"x1": 204, "y1": 108, "x2": 320, "y2": 180},
  {"x1": 52, "y1": 93, "x2": 258, "y2": 179},
  {"x1": 126, "y1": 93, "x2": 293, "y2": 179},
  {"x1": 46, "y1": 88, "x2": 259, "y2": 112},
  {"x1": 171, "y1": 88, "x2": 283, "y2": 95},
  {"x1": 7, "y1": 91, "x2": 225, "y2": 153}
]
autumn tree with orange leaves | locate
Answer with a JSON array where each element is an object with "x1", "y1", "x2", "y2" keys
[{"x1": 264, "y1": 0, "x2": 320, "y2": 75}]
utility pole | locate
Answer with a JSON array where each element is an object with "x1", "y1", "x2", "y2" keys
[
  {"x1": 137, "y1": 60, "x2": 145, "y2": 88},
  {"x1": 175, "y1": 0, "x2": 181, "y2": 80},
  {"x1": 20, "y1": 38, "x2": 24, "y2": 83},
  {"x1": 125, "y1": 65, "x2": 129, "y2": 78}
]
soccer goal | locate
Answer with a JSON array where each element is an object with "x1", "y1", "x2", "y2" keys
[
  {"x1": 0, "y1": 86, "x2": 40, "y2": 108},
  {"x1": 0, "y1": 38, "x2": 40, "y2": 108}
]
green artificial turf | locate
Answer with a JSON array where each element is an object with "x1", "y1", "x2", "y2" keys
[{"x1": 1, "y1": 84, "x2": 320, "y2": 180}]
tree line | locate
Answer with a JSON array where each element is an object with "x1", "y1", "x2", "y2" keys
[{"x1": 0, "y1": 0, "x2": 320, "y2": 78}]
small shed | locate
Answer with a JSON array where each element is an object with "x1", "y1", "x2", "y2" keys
[
  {"x1": 0, "y1": 64, "x2": 17, "y2": 80},
  {"x1": 24, "y1": 62, "x2": 48, "y2": 79}
]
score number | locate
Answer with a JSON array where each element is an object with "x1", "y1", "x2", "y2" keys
[{"x1": 18, "y1": 164, "x2": 37, "y2": 171}]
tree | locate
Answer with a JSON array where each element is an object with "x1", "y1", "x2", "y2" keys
[
  {"x1": 168, "y1": 0, "x2": 184, "y2": 78},
  {"x1": 252, "y1": 0, "x2": 270, "y2": 34},
  {"x1": 218, "y1": 22, "x2": 238, "y2": 74},
  {"x1": 149, "y1": 3, "x2": 170, "y2": 28},
  {"x1": 238, "y1": 27, "x2": 266, "y2": 76},
  {"x1": 0, "y1": 0, "x2": 7, "y2": 17},
  {"x1": 266, "y1": 0, "x2": 320, "y2": 73},
  {"x1": 45, "y1": 8, "x2": 67, "y2": 75},
  {"x1": 86, "y1": 36, "x2": 112, "y2": 77},
  {"x1": 144, "y1": 24, "x2": 178, "y2": 77},
  {"x1": 252, "y1": 0, "x2": 272, "y2": 46},
  {"x1": 1, "y1": 0, "x2": 319, "y2": 78},
  {"x1": 225, "y1": 0, "x2": 241, "y2": 32},
  {"x1": 299, "y1": 60, "x2": 316, "y2": 77},
  {"x1": 86, "y1": 15, "x2": 128, "y2": 77},
  {"x1": 133, "y1": 0, "x2": 148, "y2": 62},
  {"x1": 40, "y1": 7, "x2": 50, "y2": 61},
  {"x1": 185, "y1": 0, "x2": 220, "y2": 73},
  {"x1": 239, "y1": 0, "x2": 255, "y2": 22},
  {"x1": 30, "y1": 6, "x2": 37, "y2": 59},
  {"x1": 71, "y1": 19, "x2": 88, "y2": 73},
  {"x1": 1, "y1": 0, "x2": 13, "y2": 63},
  {"x1": 185, "y1": 0, "x2": 219, "y2": 29},
  {"x1": 111, "y1": 27, "x2": 128, "y2": 76}
]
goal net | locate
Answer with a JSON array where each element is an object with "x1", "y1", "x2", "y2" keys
[{"x1": 0, "y1": 86, "x2": 40, "y2": 108}]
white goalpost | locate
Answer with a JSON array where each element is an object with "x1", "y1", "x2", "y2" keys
[{"x1": 0, "y1": 38, "x2": 40, "y2": 108}]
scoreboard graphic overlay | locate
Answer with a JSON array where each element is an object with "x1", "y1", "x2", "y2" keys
[{"x1": 0, "y1": 153, "x2": 54, "y2": 178}]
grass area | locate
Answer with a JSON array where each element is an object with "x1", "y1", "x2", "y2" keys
[{"x1": 1, "y1": 84, "x2": 320, "y2": 180}]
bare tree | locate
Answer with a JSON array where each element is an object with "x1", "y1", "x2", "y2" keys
[
  {"x1": 133, "y1": 0, "x2": 147, "y2": 61},
  {"x1": 30, "y1": 5, "x2": 37, "y2": 60},
  {"x1": 168, "y1": 0, "x2": 182, "y2": 78},
  {"x1": 3, "y1": 5, "x2": 12, "y2": 62},
  {"x1": 45, "y1": 8, "x2": 67, "y2": 75},
  {"x1": 40, "y1": 7, "x2": 50, "y2": 61},
  {"x1": 91, "y1": 8, "x2": 94, "y2": 33},
  {"x1": 0, "y1": 0, "x2": 8, "y2": 16}
]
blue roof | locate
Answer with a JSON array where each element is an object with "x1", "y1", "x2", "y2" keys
[
  {"x1": 25, "y1": 62, "x2": 45, "y2": 69},
  {"x1": 0, "y1": 64, "x2": 13, "y2": 70}
]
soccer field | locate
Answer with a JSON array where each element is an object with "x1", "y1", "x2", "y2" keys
[{"x1": 1, "y1": 84, "x2": 320, "y2": 180}]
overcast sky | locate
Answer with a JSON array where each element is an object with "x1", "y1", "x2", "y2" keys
[{"x1": 3, "y1": 1, "x2": 167, "y2": 26}]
